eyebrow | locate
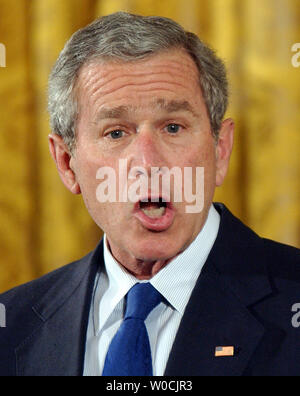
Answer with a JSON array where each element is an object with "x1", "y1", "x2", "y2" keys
[
  {"x1": 94, "y1": 99, "x2": 199, "y2": 122},
  {"x1": 155, "y1": 99, "x2": 198, "y2": 118},
  {"x1": 95, "y1": 105, "x2": 130, "y2": 121}
]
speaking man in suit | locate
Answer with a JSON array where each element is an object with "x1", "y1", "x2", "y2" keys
[{"x1": 0, "y1": 12, "x2": 300, "y2": 376}]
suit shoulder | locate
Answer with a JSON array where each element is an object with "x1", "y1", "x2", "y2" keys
[
  {"x1": 262, "y1": 237, "x2": 300, "y2": 264},
  {"x1": 215, "y1": 203, "x2": 300, "y2": 286},
  {"x1": 0, "y1": 249, "x2": 97, "y2": 376},
  {"x1": 262, "y1": 237, "x2": 300, "y2": 284},
  {"x1": 0, "y1": 251, "x2": 93, "y2": 308}
]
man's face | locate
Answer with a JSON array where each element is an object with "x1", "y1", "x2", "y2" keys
[{"x1": 50, "y1": 49, "x2": 233, "y2": 275}]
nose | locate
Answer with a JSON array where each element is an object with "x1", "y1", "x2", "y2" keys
[{"x1": 127, "y1": 126, "x2": 165, "y2": 177}]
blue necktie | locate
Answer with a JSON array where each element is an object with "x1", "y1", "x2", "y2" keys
[{"x1": 102, "y1": 282, "x2": 162, "y2": 376}]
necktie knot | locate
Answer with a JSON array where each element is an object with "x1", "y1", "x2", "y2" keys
[{"x1": 125, "y1": 283, "x2": 162, "y2": 321}]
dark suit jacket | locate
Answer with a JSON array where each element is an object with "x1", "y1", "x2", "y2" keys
[{"x1": 0, "y1": 203, "x2": 300, "y2": 376}]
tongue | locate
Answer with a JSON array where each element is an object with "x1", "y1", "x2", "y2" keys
[
  {"x1": 141, "y1": 202, "x2": 161, "y2": 210},
  {"x1": 140, "y1": 202, "x2": 166, "y2": 218}
]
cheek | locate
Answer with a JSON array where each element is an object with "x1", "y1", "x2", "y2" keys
[
  {"x1": 75, "y1": 145, "x2": 117, "y2": 184},
  {"x1": 74, "y1": 154, "x2": 127, "y2": 215},
  {"x1": 182, "y1": 140, "x2": 216, "y2": 168},
  {"x1": 73, "y1": 155, "x2": 107, "y2": 210},
  {"x1": 183, "y1": 144, "x2": 217, "y2": 197},
  {"x1": 76, "y1": 160, "x2": 99, "y2": 191}
]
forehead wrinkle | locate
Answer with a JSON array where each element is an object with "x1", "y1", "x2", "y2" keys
[
  {"x1": 84, "y1": 56, "x2": 199, "y2": 87},
  {"x1": 77, "y1": 54, "x2": 201, "y2": 113},
  {"x1": 94, "y1": 64, "x2": 198, "y2": 93},
  {"x1": 79, "y1": 60, "x2": 199, "y2": 99},
  {"x1": 79, "y1": 73, "x2": 194, "y2": 112},
  {"x1": 98, "y1": 81, "x2": 190, "y2": 98},
  {"x1": 88, "y1": 80, "x2": 195, "y2": 121},
  {"x1": 93, "y1": 97, "x2": 200, "y2": 125},
  {"x1": 96, "y1": 62, "x2": 199, "y2": 90}
]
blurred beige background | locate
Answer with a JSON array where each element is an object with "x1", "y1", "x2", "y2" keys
[{"x1": 0, "y1": 0, "x2": 299, "y2": 293}]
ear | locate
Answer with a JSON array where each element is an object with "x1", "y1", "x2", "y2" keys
[
  {"x1": 48, "y1": 134, "x2": 81, "y2": 194},
  {"x1": 215, "y1": 118, "x2": 234, "y2": 187}
]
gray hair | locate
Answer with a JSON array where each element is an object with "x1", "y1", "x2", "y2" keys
[{"x1": 48, "y1": 11, "x2": 228, "y2": 151}]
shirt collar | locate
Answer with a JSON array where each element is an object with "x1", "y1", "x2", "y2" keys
[
  {"x1": 149, "y1": 204, "x2": 220, "y2": 314},
  {"x1": 98, "y1": 204, "x2": 220, "y2": 332}
]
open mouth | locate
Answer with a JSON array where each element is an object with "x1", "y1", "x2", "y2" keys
[
  {"x1": 139, "y1": 197, "x2": 167, "y2": 218},
  {"x1": 133, "y1": 196, "x2": 175, "y2": 231}
]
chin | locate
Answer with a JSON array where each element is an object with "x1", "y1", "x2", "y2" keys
[{"x1": 132, "y1": 235, "x2": 182, "y2": 262}]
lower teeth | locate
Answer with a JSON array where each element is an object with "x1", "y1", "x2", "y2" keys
[{"x1": 142, "y1": 207, "x2": 166, "y2": 218}]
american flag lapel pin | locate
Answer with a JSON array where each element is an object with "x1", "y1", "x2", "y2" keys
[{"x1": 215, "y1": 346, "x2": 235, "y2": 357}]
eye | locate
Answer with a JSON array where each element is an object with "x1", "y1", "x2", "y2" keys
[
  {"x1": 107, "y1": 130, "x2": 125, "y2": 139},
  {"x1": 166, "y1": 123, "x2": 181, "y2": 134}
]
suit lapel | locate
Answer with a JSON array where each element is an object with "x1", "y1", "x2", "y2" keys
[
  {"x1": 15, "y1": 242, "x2": 103, "y2": 376},
  {"x1": 165, "y1": 204, "x2": 274, "y2": 376},
  {"x1": 165, "y1": 269, "x2": 266, "y2": 376}
]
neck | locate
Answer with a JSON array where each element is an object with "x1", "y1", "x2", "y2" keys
[{"x1": 106, "y1": 238, "x2": 179, "y2": 280}]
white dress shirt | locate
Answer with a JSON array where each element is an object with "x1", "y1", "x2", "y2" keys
[{"x1": 83, "y1": 205, "x2": 220, "y2": 376}]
